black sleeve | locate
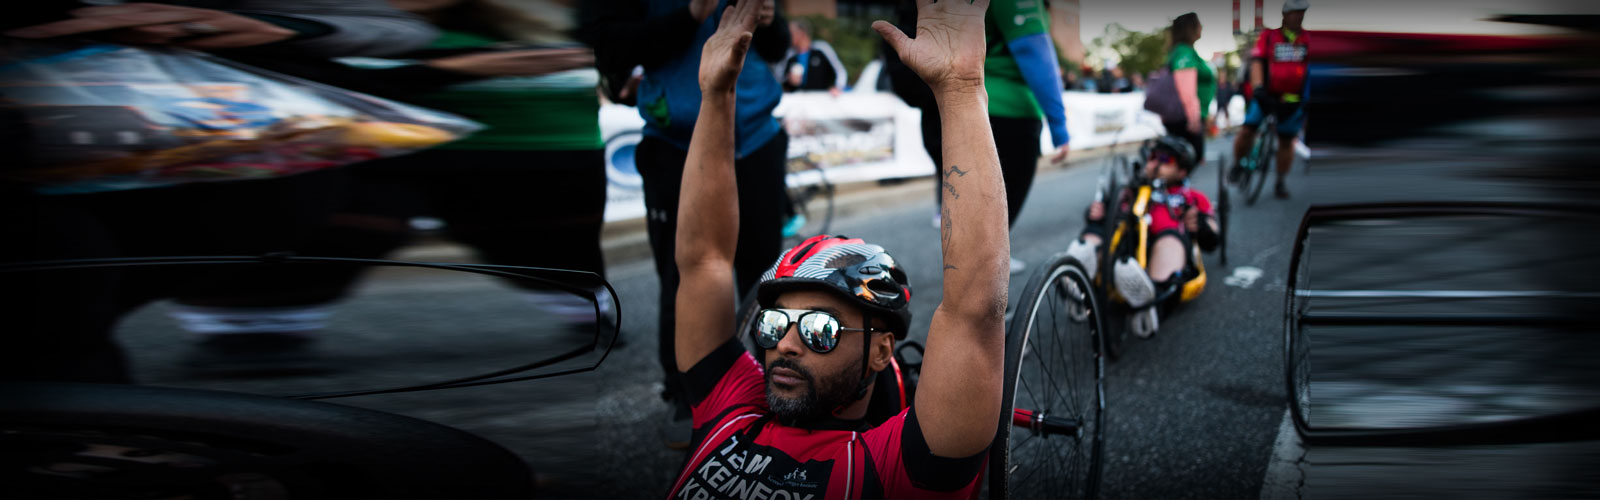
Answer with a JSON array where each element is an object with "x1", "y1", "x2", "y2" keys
[
  {"x1": 751, "y1": 2, "x2": 792, "y2": 63},
  {"x1": 575, "y1": 0, "x2": 701, "y2": 74},
  {"x1": 899, "y1": 406, "x2": 988, "y2": 492},
  {"x1": 681, "y1": 338, "x2": 751, "y2": 407}
]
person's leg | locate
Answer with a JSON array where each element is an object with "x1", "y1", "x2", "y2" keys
[
  {"x1": 1232, "y1": 99, "x2": 1266, "y2": 174},
  {"x1": 1274, "y1": 102, "x2": 1307, "y2": 197},
  {"x1": 1147, "y1": 234, "x2": 1188, "y2": 283},
  {"x1": 990, "y1": 115, "x2": 1043, "y2": 227},
  {"x1": 732, "y1": 132, "x2": 789, "y2": 297},
  {"x1": 440, "y1": 149, "x2": 608, "y2": 277},
  {"x1": 634, "y1": 136, "x2": 688, "y2": 400}
]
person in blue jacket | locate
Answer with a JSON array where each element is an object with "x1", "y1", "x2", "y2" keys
[{"x1": 577, "y1": 0, "x2": 790, "y2": 445}]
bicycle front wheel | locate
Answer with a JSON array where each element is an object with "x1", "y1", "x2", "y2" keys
[
  {"x1": 990, "y1": 252, "x2": 1105, "y2": 499},
  {"x1": 1246, "y1": 124, "x2": 1275, "y2": 205}
]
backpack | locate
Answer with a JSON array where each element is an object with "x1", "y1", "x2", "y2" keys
[{"x1": 1143, "y1": 60, "x2": 1186, "y2": 123}]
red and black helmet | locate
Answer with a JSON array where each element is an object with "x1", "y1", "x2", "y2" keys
[{"x1": 757, "y1": 235, "x2": 913, "y2": 339}]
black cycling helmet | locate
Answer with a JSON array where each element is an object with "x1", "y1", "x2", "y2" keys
[
  {"x1": 757, "y1": 235, "x2": 912, "y2": 339},
  {"x1": 1151, "y1": 135, "x2": 1198, "y2": 171}
]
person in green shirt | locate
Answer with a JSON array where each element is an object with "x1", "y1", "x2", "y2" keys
[
  {"x1": 917, "y1": 0, "x2": 1071, "y2": 275},
  {"x1": 1166, "y1": 12, "x2": 1215, "y2": 161}
]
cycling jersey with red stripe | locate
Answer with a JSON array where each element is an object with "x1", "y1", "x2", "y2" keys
[
  {"x1": 669, "y1": 340, "x2": 985, "y2": 500},
  {"x1": 1147, "y1": 184, "x2": 1214, "y2": 236},
  {"x1": 1251, "y1": 28, "x2": 1310, "y2": 96}
]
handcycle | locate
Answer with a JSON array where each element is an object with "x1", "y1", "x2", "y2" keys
[
  {"x1": 1090, "y1": 141, "x2": 1226, "y2": 359},
  {"x1": 0, "y1": 255, "x2": 622, "y2": 498}
]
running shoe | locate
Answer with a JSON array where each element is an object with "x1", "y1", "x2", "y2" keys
[
  {"x1": 1129, "y1": 307, "x2": 1159, "y2": 338},
  {"x1": 781, "y1": 214, "x2": 807, "y2": 238},
  {"x1": 1066, "y1": 237, "x2": 1098, "y2": 281},
  {"x1": 1113, "y1": 257, "x2": 1156, "y2": 308}
]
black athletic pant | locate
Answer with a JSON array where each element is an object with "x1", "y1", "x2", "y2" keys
[
  {"x1": 927, "y1": 112, "x2": 1042, "y2": 227},
  {"x1": 637, "y1": 132, "x2": 788, "y2": 403}
]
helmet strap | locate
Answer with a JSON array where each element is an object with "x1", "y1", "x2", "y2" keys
[{"x1": 851, "y1": 310, "x2": 875, "y2": 401}]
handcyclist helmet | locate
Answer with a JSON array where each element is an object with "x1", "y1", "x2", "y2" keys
[
  {"x1": 757, "y1": 235, "x2": 912, "y2": 340},
  {"x1": 1151, "y1": 135, "x2": 1198, "y2": 172}
]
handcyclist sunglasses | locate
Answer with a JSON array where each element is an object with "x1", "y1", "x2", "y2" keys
[
  {"x1": 752, "y1": 308, "x2": 875, "y2": 353},
  {"x1": 1150, "y1": 150, "x2": 1176, "y2": 166}
]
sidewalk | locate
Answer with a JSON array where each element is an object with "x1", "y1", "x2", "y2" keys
[{"x1": 392, "y1": 142, "x2": 1149, "y2": 269}]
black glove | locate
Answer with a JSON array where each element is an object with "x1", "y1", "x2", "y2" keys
[
  {"x1": 1193, "y1": 212, "x2": 1219, "y2": 251},
  {"x1": 1251, "y1": 86, "x2": 1274, "y2": 112}
]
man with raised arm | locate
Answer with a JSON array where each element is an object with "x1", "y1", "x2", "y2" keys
[{"x1": 668, "y1": 0, "x2": 1007, "y2": 497}]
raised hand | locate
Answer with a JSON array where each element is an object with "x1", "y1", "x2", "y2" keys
[
  {"x1": 871, "y1": 0, "x2": 991, "y2": 96},
  {"x1": 698, "y1": 0, "x2": 762, "y2": 94}
]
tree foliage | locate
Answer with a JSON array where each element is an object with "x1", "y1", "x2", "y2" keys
[{"x1": 1089, "y1": 23, "x2": 1169, "y2": 78}]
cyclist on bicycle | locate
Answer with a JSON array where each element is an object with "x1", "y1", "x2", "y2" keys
[
  {"x1": 1067, "y1": 136, "x2": 1220, "y2": 338},
  {"x1": 1230, "y1": 0, "x2": 1310, "y2": 199},
  {"x1": 669, "y1": 1, "x2": 1007, "y2": 498}
]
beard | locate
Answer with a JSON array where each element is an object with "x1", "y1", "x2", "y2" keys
[{"x1": 765, "y1": 356, "x2": 865, "y2": 425}]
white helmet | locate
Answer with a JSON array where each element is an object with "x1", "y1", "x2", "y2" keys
[{"x1": 1283, "y1": 0, "x2": 1309, "y2": 12}]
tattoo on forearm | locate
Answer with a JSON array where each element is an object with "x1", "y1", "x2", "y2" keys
[
  {"x1": 939, "y1": 165, "x2": 966, "y2": 246},
  {"x1": 941, "y1": 164, "x2": 968, "y2": 200}
]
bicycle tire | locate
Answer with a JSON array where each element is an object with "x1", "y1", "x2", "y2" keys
[
  {"x1": 1284, "y1": 213, "x2": 1314, "y2": 432},
  {"x1": 1245, "y1": 121, "x2": 1275, "y2": 205},
  {"x1": 989, "y1": 253, "x2": 1106, "y2": 499},
  {"x1": 1218, "y1": 153, "x2": 1231, "y2": 267}
]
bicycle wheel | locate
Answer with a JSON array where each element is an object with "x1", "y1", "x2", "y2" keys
[
  {"x1": 1245, "y1": 122, "x2": 1275, "y2": 205},
  {"x1": 989, "y1": 252, "x2": 1105, "y2": 499},
  {"x1": 1218, "y1": 153, "x2": 1231, "y2": 267},
  {"x1": 1284, "y1": 213, "x2": 1312, "y2": 430}
]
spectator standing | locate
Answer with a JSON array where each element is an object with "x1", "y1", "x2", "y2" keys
[
  {"x1": 1165, "y1": 12, "x2": 1215, "y2": 162},
  {"x1": 936, "y1": 0, "x2": 1072, "y2": 274},
  {"x1": 779, "y1": 19, "x2": 847, "y2": 94},
  {"x1": 577, "y1": 0, "x2": 791, "y2": 443}
]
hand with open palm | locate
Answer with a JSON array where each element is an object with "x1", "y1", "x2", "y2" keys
[
  {"x1": 872, "y1": 0, "x2": 991, "y2": 97},
  {"x1": 698, "y1": 0, "x2": 762, "y2": 95}
]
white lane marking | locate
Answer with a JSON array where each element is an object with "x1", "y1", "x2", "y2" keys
[
  {"x1": 1296, "y1": 290, "x2": 1600, "y2": 299},
  {"x1": 1261, "y1": 408, "x2": 1306, "y2": 500},
  {"x1": 1225, "y1": 266, "x2": 1265, "y2": 289}
]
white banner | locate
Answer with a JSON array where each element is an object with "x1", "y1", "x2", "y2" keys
[{"x1": 600, "y1": 90, "x2": 1240, "y2": 222}]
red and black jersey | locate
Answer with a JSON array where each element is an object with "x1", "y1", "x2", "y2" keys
[
  {"x1": 1251, "y1": 28, "x2": 1310, "y2": 96},
  {"x1": 668, "y1": 341, "x2": 985, "y2": 499}
]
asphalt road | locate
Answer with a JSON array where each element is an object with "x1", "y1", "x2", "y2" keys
[{"x1": 110, "y1": 134, "x2": 1320, "y2": 499}]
